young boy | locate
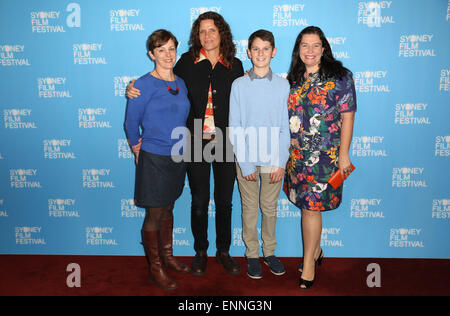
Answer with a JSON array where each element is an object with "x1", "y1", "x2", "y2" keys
[{"x1": 228, "y1": 30, "x2": 290, "y2": 279}]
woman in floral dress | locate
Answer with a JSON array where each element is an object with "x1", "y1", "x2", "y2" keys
[{"x1": 283, "y1": 26, "x2": 357, "y2": 289}]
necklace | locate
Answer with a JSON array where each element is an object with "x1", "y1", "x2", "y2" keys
[{"x1": 154, "y1": 69, "x2": 179, "y2": 95}]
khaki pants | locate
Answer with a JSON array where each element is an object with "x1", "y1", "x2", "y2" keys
[{"x1": 236, "y1": 163, "x2": 282, "y2": 259}]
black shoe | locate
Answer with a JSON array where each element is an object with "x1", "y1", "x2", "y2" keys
[
  {"x1": 263, "y1": 256, "x2": 286, "y2": 276},
  {"x1": 246, "y1": 258, "x2": 262, "y2": 279},
  {"x1": 216, "y1": 251, "x2": 241, "y2": 275},
  {"x1": 299, "y1": 277, "x2": 315, "y2": 290},
  {"x1": 191, "y1": 251, "x2": 207, "y2": 276},
  {"x1": 299, "y1": 255, "x2": 319, "y2": 290},
  {"x1": 299, "y1": 249, "x2": 324, "y2": 272}
]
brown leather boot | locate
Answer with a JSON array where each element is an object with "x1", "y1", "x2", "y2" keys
[
  {"x1": 159, "y1": 218, "x2": 190, "y2": 273},
  {"x1": 141, "y1": 230, "x2": 177, "y2": 290}
]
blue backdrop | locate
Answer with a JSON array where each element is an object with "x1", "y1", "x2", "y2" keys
[{"x1": 1, "y1": 0, "x2": 449, "y2": 258}]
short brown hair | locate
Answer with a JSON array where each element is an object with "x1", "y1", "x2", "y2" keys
[
  {"x1": 146, "y1": 29, "x2": 178, "y2": 52},
  {"x1": 248, "y1": 30, "x2": 275, "y2": 50}
]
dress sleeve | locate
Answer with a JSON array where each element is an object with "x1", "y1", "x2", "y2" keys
[{"x1": 337, "y1": 71, "x2": 357, "y2": 113}]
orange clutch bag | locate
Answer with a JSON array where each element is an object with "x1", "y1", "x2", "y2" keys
[{"x1": 328, "y1": 164, "x2": 355, "y2": 190}]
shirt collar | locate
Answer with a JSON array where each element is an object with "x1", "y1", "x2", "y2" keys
[
  {"x1": 248, "y1": 68, "x2": 273, "y2": 81},
  {"x1": 194, "y1": 48, "x2": 230, "y2": 68}
]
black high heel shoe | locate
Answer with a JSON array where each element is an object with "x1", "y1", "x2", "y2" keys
[
  {"x1": 299, "y1": 277, "x2": 315, "y2": 290},
  {"x1": 299, "y1": 258, "x2": 317, "y2": 290},
  {"x1": 298, "y1": 248, "x2": 324, "y2": 272}
]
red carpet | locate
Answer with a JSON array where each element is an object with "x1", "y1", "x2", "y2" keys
[{"x1": 0, "y1": 255, "x2": 449, "y2": 296}]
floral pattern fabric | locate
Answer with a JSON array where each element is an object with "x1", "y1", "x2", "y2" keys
[
  {"x1": 283, "y1": 71, "x2": 357, "y2": 211},
  {"x1": 203, "y1": 83, "x2": 216, "y2": 135}
]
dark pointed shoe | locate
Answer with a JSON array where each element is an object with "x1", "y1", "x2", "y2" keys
[
  {"x1": 191, "y1": 251, "x2": 207, "y2": 276},
  {"x1": 216, "y1": 251, "x2": 241, "y2": 275}
]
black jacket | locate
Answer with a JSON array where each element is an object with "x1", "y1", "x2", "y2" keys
[{"x1": 174, "y1": 52, "x2": 244, "y2": 134}]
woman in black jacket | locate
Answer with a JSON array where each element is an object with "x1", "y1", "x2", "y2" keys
[{"x1": 127, "y1": 12, "x2": 244, "y2": 276}]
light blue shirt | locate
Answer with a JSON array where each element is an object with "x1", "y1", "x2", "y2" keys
[{"x1": 228, "y1": 69, "x2": 290, "y2": 177}]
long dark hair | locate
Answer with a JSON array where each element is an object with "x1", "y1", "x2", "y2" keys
[
  {"x1": 189, "y1": 11, "x2": 236, "y2": 67},
  {"x1": 287, "y1": 26, "x2": 348, "y2": 85}
]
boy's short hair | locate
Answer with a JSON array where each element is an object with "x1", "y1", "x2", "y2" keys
[
  {"x1": 147, "y1": 29, "x2": 178, "y2": 53},
  {"x1": 248, "y1": 29, "x2": 275, "y2": 49}
]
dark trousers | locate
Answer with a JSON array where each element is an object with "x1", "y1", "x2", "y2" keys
[{"x1": 187, "y1": 140, "x2": 236, "y2": 253}]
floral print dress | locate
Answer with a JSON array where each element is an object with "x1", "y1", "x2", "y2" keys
[{"x1": 283, "y1": 71, "x2": 357, "y2": 211}]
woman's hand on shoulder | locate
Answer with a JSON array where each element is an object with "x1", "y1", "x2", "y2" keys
[{"x1": 126, "y1": 79, "x2": 141, "y2": 99}]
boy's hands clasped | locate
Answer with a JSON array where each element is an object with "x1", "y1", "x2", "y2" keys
[{"x1": 244, "y1": 167, "x2": 285, "y2": 184}]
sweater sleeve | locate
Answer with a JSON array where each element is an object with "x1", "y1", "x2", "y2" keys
[
  {"x1": 277, "y1": 81, "x2": 291, "y2": 170},
  {"x1": 124, "y1": 78, "x2": 149, "y2": 147},
  {"x1": 228, "y1": 79, "x2": 256, "y2": 177}
]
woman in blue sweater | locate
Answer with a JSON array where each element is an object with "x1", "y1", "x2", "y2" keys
[{"x1": 124, "y1": 29, "x2": 190, "y2": 290}]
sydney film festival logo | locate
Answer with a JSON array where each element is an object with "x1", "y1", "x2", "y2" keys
[
  {"x1": 392, "y1": 167, "x2": 427, "y2": 188},
  {"x1": 10, "y1": 169, "x2": 41, "y2": 189},
  {"x1": 350, "y1": 198, "x2": 385, "y2": 219},
  {"x1": 3, "y1": 109, "x2": 36, "y2": 129},
  {"x1": 15, "y1": 227, "x2": 46, "y2": 245},
  {"x1": 82, "y1": 169, "x2": 115, "y2": 189},
  {"x1": 435, "y1": 136, "x2": 450, "y2": 157},
  {"x1": 78, "y1": 108, "x2": 111, "y2": 129},
  {"x1": 354, "y1": 70, "x2": 390, "y2": 93},
  {"x1": 48, "y1": 199, "x2": 79, "y2": 218},
  {"x1": 352, "y1": 136, "x2": 387, "y2": 158},
  {"x1": 432, "y1": 199, "x2": 449, "y2": 219},
  {"x1": 389, "y1": 228, "x2": 424, "y2": 248},
  {"x1": 272, "y1": 4, "x2": 307, "y2": 27},
  {"x1": 30, "y1": 3, "x2": 80, "y2": 33},
  {"x1": 37, "y1": 77, "x2": 72, "y2": 99},
  {"x1": 0, "y1": 45, "x2": 30, "y2": 67},
  {"x1": 357, "y1": 1, "x2": 395, "y2": 27},
  {"x1": 394, "y1": 103, "x2": 430, "y2": 125},
  {"x1": 86, "y1": 227, "x2": 117, "y2": 246},
  {"x1": 73, "y1": 43, "x2": 107, "y2": 65},
  {"x1": 399, "y1": 34, "x2": 436, "y2": 58},
  {"x1": 43, "y1": 139, "x2": 76, "y2": 159},
  {"x1": 110, "y1": 9, "x2": 144, "y2": 31}
]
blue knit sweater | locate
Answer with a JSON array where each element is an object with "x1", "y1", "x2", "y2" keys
[
  {"x1": 124, "y1": 72, "x2": 190, "y2": 156},
  {"x1": 228, "y1": 69, "x2": 290, "y2": 176}
]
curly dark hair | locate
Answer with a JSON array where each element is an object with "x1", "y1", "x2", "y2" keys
[
  {"x1": 189, "y1": 11, "x2": 236, "y2": 67},
  {"x1": 287, "y1": 26, "x2": 349, "y2": 85}
]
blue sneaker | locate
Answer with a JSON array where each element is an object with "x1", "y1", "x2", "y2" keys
[
  {"x1": 263, "y1": 256, "x2": 286, "y2": 276},
  {"x1": 246, "y1": 258, "x2": 262, "y2": 279}
]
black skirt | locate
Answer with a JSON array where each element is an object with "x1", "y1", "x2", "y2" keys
[{"x1": 134, "y1": 149, "x2": 186, "y2": 208}]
